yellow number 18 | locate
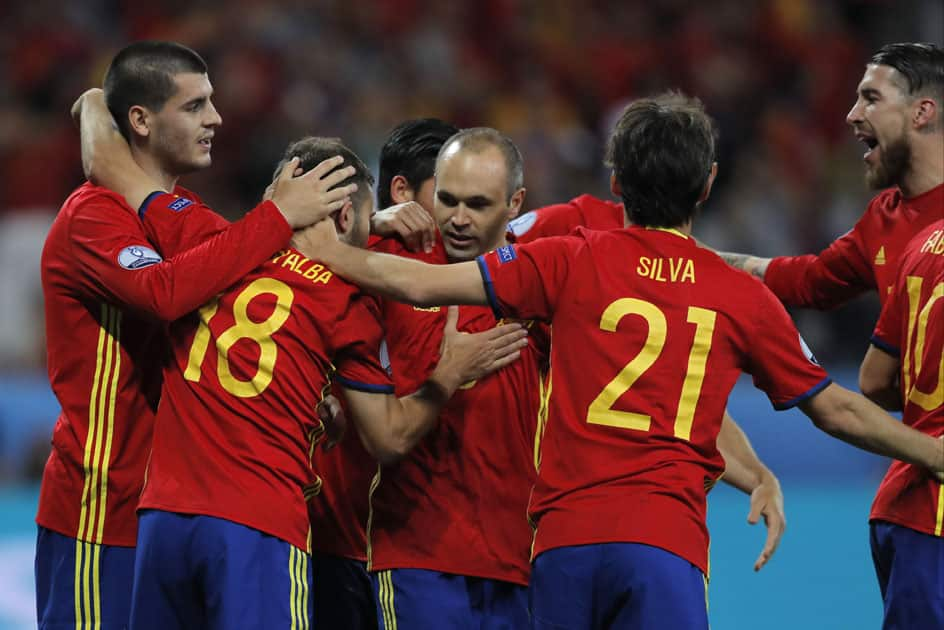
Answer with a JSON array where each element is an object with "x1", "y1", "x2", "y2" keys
[
  {"x1": 184, "y1": 278, "x2": 295, "y2": 398},
  {"x1": 586, "y1": 298, "x2": 716, "y2": 440}
]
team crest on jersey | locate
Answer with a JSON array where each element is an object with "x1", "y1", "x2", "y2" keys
[
  {"x1": 508, "y1": 212, "x2": 536, "y2": 236},
  {"x1": 117, "y1": 245, "x2": 163, "y2": 270},
  {"x1": 168, "y1": 197, "x2": 193, "y2": 212},
  {"x1": 798, "y1": 333, "x2": 819, "y2": 365},
  {"x1": 497, "y1": 245, "x2": 517, "y2": 264}
]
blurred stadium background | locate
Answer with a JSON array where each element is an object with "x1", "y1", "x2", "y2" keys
[{"x1": 1, "y1": 1, "x2": 941, "y2": 628}]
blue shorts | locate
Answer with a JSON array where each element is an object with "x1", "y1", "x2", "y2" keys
[
  {"x1": 35, "y1": 525, "x2": 136, "y2": 629},
  {"x1": 529, "y1": 543, "x2": 708, "y2": 630},
  {"x1": 870, "y1": 521, "x2": 944, "y2": 630},
  {"x1": 371, "y1": 568, "x2": 528, "y2": 630},
  {"x1": 311, "y1": 551, "x2": 376, "y2": 630},
  {"x1": 130, "y1": 510, "x2": 311, "y2": 630}
]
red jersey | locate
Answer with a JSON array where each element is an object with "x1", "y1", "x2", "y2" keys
[
  {"x1": 509, "y1": 194, "x2": 624, "y2": 243},
  {"x1": 479, "y1": 227, "x2": 831, "y2": 573},
  {"x1": 37, "y1": 182, "x2": 291, "y2": 547},
  {"x1": 138, "y1": 237, "x2": 393, "y2": 551},
  {"x1": 308, "y1": 391, "x2": 375, "y2": 561},
  {"x1": 365, "y1": 234, "x2": 548, "y2": 585},
  {"x1": 765, "y1": 184, "x2": 944, "y2": 310},
  {"x1": 869, "y1": 220, "x2": 944, "y2": 537}
]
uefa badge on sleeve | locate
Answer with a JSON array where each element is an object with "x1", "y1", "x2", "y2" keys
[
  {"x1": 798, "y1": 333, "x2": 819, "y2": 366},
  {"x1": 497, "y1": 245, "x2": 517, "y2": 265},
  {"x1": 117, "y1": 245, "x2": 163, "y2": 270}
]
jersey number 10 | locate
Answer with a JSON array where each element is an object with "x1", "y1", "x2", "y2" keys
[{"x1": 903, "y1": 277, "x2": 943, "y2": 411}]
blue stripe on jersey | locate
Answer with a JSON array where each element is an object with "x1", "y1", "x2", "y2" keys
[
  {"x1": 334, "y1": 375, "x2": 395, "y2": 394},
  {"x1": 870, "y1": 335, "x2": 901, "y2": 357},
  {"x1": 138, "y1": 191, "x2": 165, "y2": 219},
  {"x1": 476, "y1": 256, "x2": 504, "y2": 321},
  {"x1": 773, "y1": 377, "x2": 833, "y2": 411}
]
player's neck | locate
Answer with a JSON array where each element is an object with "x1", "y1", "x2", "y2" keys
[
  {"x1": 900, "y1": 137, "x2": 943, "y2": 198},
  {"x1": 131, "y1": 145, "x2": 180, "y2": 192}
]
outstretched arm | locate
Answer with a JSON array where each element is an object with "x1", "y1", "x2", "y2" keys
[
  {"x1": 293, "y1": 219, "x2": 488, "y2": 307},
  {"x1": 716, "y1": 411, "x2": 785, "y2": 571},
  {"x1": 800, "y1": 383, "x2": 944, "y2": 477},
  {"x1": 714, "y1": 252, "x2": 772, "y2": 282}
]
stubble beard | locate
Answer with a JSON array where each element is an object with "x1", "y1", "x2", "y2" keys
[{"x1": 866, "y1": 135, "x2": 912, "y2": 190}]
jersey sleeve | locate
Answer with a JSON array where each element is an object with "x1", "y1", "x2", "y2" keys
[
  {"x1": 508, "y1": 202, "x2": 583, "y2": 243},
  {"x1": 332, "y1": 297, "x2": 395, "y2": 394},
  {"x1": 870, "y1": 282, "x2": 904, "y2": 357},
  {"x1": 764, "y1": 219, "x2": 874, "y2": 310},
  {"x1": 476, "y1": 237, "x2": 579, "y2": 321},
  {"x1": 69, "y1": 194, "x2": 291, "y2": 322},
  {"x1": 743, "y1": 286, "x2": 833, "y2": 409}
]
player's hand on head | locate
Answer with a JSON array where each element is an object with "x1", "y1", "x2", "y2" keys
[
  {"x1": 747, "y1": 472, "x2": 786, "y2": 571},
  {"x1": 371, "y1": 202, "x2": 437, "y2": 253},
  {"x1": 71, "y1": 88, "x2": 104, "y2": 125},
  {"x1": 271, "y1": 155, "x2": 358, "y2": 228},
  {"x1": 437, "y1": 306, "x2": 529, "y2": 387},
  {"x1": 316, "y1": 394, "x2": 347, "y2": 451}
]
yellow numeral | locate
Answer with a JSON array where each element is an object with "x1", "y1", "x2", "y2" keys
[
  {"x1": 587, "y1": 299, "x2": 716, "y2": 440},
  {"x1": 904, "y1": 277, "x2": 943, "y2": 411},
  {"x1": 184, "y1": 278, "x2": 294, "y2": 398}
]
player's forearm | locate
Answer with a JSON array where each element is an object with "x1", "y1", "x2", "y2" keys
[
  {"x1": 859, "y1": 345, "x2": 903, "y2": 411},
  {"x1": 717, "y1": 411, "x2": 774, "y2": 494},
  {"x1": 802, "y1": 384, "x2": 944, "y2": 472},
  {"x1": 714, "y1": 251, "x2": 771, "y2": 281},
  {"x1": 321, "y1": 239, "x2": 486, "y2": 306}
]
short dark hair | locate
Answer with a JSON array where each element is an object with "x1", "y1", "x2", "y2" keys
[
  {"x1": 103, "y1": 41, "x2": 208, "y2": 141},
  {"x1": 378, "y1": 118, "x2": 459, "y2": 209},
  {"x1": 272, "y1": 136, "x2": 374, "y2": 212},
  {"x1": 605, "y1": 92, "x2": 717, "y2": 228},
  {"x1": 437, "y1": 127, "x2": 524, "y2": 202},
  {"x1": 869, "y1": 42, "x2": 944, "y2": 103}
]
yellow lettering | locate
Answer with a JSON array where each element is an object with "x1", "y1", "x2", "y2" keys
[
  {"x1": 681, "y1": 259, "x2": 696, "y2": 283},
  {"x1": 653, "y1": 258, "x2": 667, "y2": 282},
  {"x1": 315, "y1": 271, "x2": 333, "y2": 284},
  {"x1": 934, "y1": 232, "x2": 944, "y2": 255},
  {"x1": 669, "y1": 258, "x2": 682, "y2": 281},
  {"x1": 292, "y1": 256, "x2": 310, "y2": 273},
  {"x1": 920, "y1": 230, "x2": 941, "y2": 253},
  {"x1": 281, "y1": 253, "x2": 300, "y2": 270},
  {"x1": 303, "y1": 263, "x2": 325, "y2": 280},
  {"x1": 637, "y1": 257, "x2": 652, "y2": 278},
  {"x1": 271, "y1": 249, "x2": 291, "y2": 264}
]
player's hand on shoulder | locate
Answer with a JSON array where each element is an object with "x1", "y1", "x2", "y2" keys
[
  {"x1": 371, "y1": 202, "x2": 437, "y2": 253},
  {"x1": 436, "y1": 306, "x2": 529, "y2": 389},
  {"x1": 271, "y1": 155, "x2": 358, "y2": 228}
]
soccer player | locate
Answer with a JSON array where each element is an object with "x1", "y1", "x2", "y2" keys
[
  {"x1": 301, "y1": 92, "x2": 944, "y2": 629},
  {"x1": 714, "y1": 42, "x2": 943, "y2": 312},
  {"x1": 859, "y1": 219, "x2": 943, "y2": 629},
  {"x1": 307, "y1": 118, "x2": 459, "y2": 630},
  {"x1": 36, "y1": 42, "x2": 350, "y2": 629},
  {"x1": 508, "y1": 184, "x2": 786, "y2": 574},
  {"x1": 84, "y1": 133, "x2": 527, "y2": 629}
]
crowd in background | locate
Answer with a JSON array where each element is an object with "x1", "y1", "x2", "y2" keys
[{"x1": 0, "y1": 0, "x2": 940, "y2": 384}]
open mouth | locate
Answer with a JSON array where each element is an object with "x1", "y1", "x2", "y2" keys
[
  {"x1": 198, "y1": 138, "x2": 213, "y2": 150},
  {"x1": 444, "y1": 232, "x2": 475, "y2": 248},
  {"x1": 857, "y1": 134, "x2": 878, "y2": 160}
]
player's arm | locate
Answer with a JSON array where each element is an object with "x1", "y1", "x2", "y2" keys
[
  {"x1": 799, "y1": 384, "x2": 943, "y2": 476},
  {"x1": 340, "y1": 307, "x2": 528, "y2": 463},
  {"x1": 293, "y1": 219, "x2": 487, "y2": 307},
  {"x1": 710, "y1": 225, "x2": 872, "y2": 309},
  {"x1": 716, "y1": 410, "x2": 785, "y2": 571},
  {"x1": 72, "y1": 88, "x2": 356, "y2": 229},
  {"x1": 859, "y1": 345, "x2": 902, "y2": 411}
]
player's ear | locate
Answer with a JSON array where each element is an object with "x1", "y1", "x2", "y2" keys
[
  {"x1": 335, "y1": 200, "x2": 354, "y2": 235},
  {"x1": 389, "y1": 175, "x2": 415, "y2": 205},
  {"x1": 912, "y1": 96, "x2": 938, "y2": 130},
  {"x1": 699, "y1": 162, "x2": 718, "y2": 203},
  {"x1": 127, "y1": 105, "x2": 151, "y2": 140},
  {"x1": 507, "y1": 187, "x2": 527, "y2": 220},
  {"x1": 609, "y1": 172, "x2": 621, "y2": 198}
]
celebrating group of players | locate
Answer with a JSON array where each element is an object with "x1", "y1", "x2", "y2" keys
[{"x1": 34, "y1": 39, "x2": 942, "y2": 630}]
